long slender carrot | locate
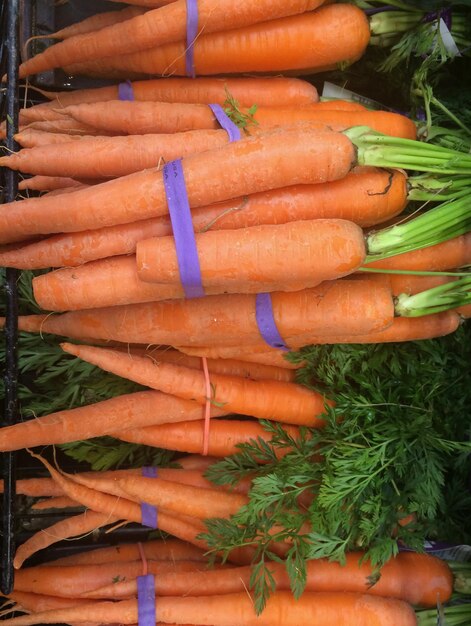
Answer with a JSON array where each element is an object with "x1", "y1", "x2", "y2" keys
[
  {"x1": 31, "y1": 496, "x2": 81, "y2": 510},
  {"x1": 0, "y1": 130, "x2": 234, "y2": 178},
  {"x1": 18, "y1": 77, "x2": 319, "y2": 125},
  {"x1": 0, "y1": 390, "x2": 227, "y2": 452},
  {"x1": 64, "y1": 5, "x2": 370, "y2": 82},
  {"x1": 13, "y1": 510, "x2": 119, "y2": 569},
  {"x1": 0, "y1": 125, "x2": 356, "y2": 244},
  {"x1": 113, "y1": 419, "x2": 299, "y2": 457},
  {"x1": 81, "y1": 551, "x2": 453, "y2": 607},
  {"x1": 13, "y1": 559, "x2": 210, "y2": 597},
  {"x1": 176, "y1": 346, "x2": 301, "y2": 370},
  {"x1": 60, "y1": 100, "x2": 415, "y2": 139},
  {"x1": 46, "y1": 538, "x2": 207, "y2": 567},
  {"x1": 60, "y1": 342, "x2": 330, "y2": 427},
  {"x1": 0, "y1": 166, "x2": 407, "y2": 270},
  {"x1": 58, "y1": 99, "x2": 365, "y2": 135},
  {"x1": 5, "y1": 592, "x2": 95, "y2": 613},
  {"x1": 17, "y1": 175, "x2": 82, "y2": 191},
  {"x1": 51, "y1": 6, "x2": 148, "y2": 39},
  {"x1": 14, "y1": 130, "x2": 92, "y2": 148},
  {"x1": 18, "y1": 0, "x2": 330, "y2": 77},
  {"x1": 0, "y1": 591, "x2": 418, "y2": 626},
  {"x1": 29, "y1": 280, "x2": 394, "y2": 347}
]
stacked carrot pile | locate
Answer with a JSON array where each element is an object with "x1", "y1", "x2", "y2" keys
[{"x1": 1, "y1": 0, "x2": 471, "y2": 625}]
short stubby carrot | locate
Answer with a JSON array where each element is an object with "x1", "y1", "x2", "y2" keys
[
  {"x1": 136, "y1": 219, "x2": 366, "y2": 286},
  {"x1": 0, "y1": 130, "x2": 232, "y2": 178},
  {"x1": 18, "y1": 0, "x2": 329, "y2": 77},
  {"x1": 23, "y1": 280, "x2": 395, "y2": 345},
  {"x1": 64, "y1": 5, "x2": 370, "y2": 83},
  {"x1": 0, "y1": 125, "x2": 356, "y2": 244},
  {"x1": 60, "y1": 342, "x2": 331, "y2": 427}
]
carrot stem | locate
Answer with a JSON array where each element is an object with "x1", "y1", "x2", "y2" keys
[
  {"x1": 345, "y1": 126, "x2": 471, "y2": 174},
  {"x1": 448, "y1": 561, "x2": 471, "y2": 595},
  {"x1": 395, "y1": 276, "x2": 471, "y2": 316},
  {"x1": 416, "y1": 603, "x2": 471, "y2": 626},
  {"x1": 407, "y1": 175, "x2": 471, "y2": 201},
  {"x1": 365, "y1": 193, "x2": 471, "y2": 261}
]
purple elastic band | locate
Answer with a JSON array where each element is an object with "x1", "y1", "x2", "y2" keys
[
  {"x1": 208, "y1": 104, "x2": 242, "y2": 142},
  {"x1": 140, "y1": 466, "x2": 158, "y2": 528},
  {"x1": 255, "y1": 293, "x2": 289, "y2": 351},
  {"x1": 118, "y1": 80, "x2": 135, "y2": 101},
  {"x1": 137, "y1": 574, "x2": 156, "y2": 626},
  {"x1": 163, "y1": 159, "x2": 205, "y2": 299},
  {"x1": 186, "y1": 0, "x2": 198, "y2": 78},
  {"x1": 424, "y1": 8, "x2": 452, "y2": 30}
]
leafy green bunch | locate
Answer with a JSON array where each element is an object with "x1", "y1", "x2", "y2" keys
[{"x1": 201, "y1": 329, "x2": 471, "y2": 613}]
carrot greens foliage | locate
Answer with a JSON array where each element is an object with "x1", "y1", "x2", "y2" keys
[{"x1": 202, "y1": 328, "x2": 471, "y2": 614}]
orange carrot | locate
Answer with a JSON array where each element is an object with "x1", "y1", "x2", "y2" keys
[
  {"x1": 136, "y1": 218, "x2": 366, "y2": 287},
  {"x1": 114, "y1": 419, "x2": 299, "y2": 457},
  {"x1": 0, "y1": 590, "x2": 418, "y2": 626},
  {"x1": 82, "y1": 551, "x2": 453, "y2": 607},
  {"x1": 364, "y1": 232, "x2": 471, "y2": 271},
  {"x1": 18, "y1": 0, "x2": 330, "y2": 78},
  {"x1": 176, "y1": 345, "x2": 302, "y2": 370},
  {"x1": 59, "y1": 100, "x2": 366, "y2": 135},
  {"x1": 126, "y1": 348, "x2": 296, "y2": 382},
  {"x1": 13, "y1": 510, "x2": 119, "y2": 569},
  {"x1": 17, "y1": 175, "x2": 82, "y2": 191},
  {"x1": 60, "y1": 342, "x2": 331, "y2": 427},
  {"x1": 64, "y1": 5, "x2": 370, "y2": 82},
  {"x1": 15, "y1": 130, "x2": 92, "y2": 148},
  {"x1": 31, "y1": 496, "x2": 81, "y2": 510},
  {"x1": 0, "y1": 129, "x2": 234, "y2": 178},
  {"x1": 27, "y1": 280, "x2": 394, "y2": 347},
  {"x1": 51, "y1": 6, "x2": 148, "y2": 39},
  {"x1": 0, "y1": 390, "x2": 227, "y2": 452},
  {"x1": 13, "y1": 559, "x2": 209, "y2": 597},
  {"x1": 19, "y1": 77, "x2": 319, "y2": 124},
  {"x1": 5, "y1": 591, "x2": 95, "y2": 613},
  {"x1": 0, "y1": 166, "x2": 407, "y2": 269},
  {"x1": 0, "y1": 125, "x2": 356, "y2": 244},
  {"x1": 46, "y1": 538, "x2": 207, "y2": 567}
]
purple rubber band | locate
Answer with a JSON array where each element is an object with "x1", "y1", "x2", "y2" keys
[
  {"x1": 140, "y1": 466, "x2": 158, "y2": 528},
  {"x1": 255, "y1": 293, "x2": 289, "y2": 351},
  {"x1": 163, "y1": 159, "x2": 205, "y2": 299},
  {"x1": 208, "y1": 104, "x2": 241, "y2": 142},
  {"x1": 186, "y1": 0, "x2": 198, "y2": 78},
  {"x1": 424, "y1": 8, "x2": 452, "y2": 30},
  {"x1": 118, "y1": 80, "x2": 135, "y2": 101},
  {"x1": 137, "y1": 574, "x2": 156, "y2": 626}
]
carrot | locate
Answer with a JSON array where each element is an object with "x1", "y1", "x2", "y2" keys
[
  {"x1": 46, "y1": 538, "x2": 208, "y2": 567},
  {"x1": 136, "y1": 218, "x2": 366, "y2": 287},
  {"x1": 15, "y1": 130, "x2": 91, "y2": 148},
  {"x1": 126, "y1": 348, "x2": 296, "y2": 382},
  {"x1": 60, "y1": 342, "x2": 331, "y2": 427},
  {"x1": 20, "y1": 118, "x2": 109, "y2": 136},
  {"x1": 364, "y1": 232, "x2": 471, "y2": 271},
  {"x1": 5, "y1": 592, "x2": 95, "y2": 613},
  {"x1": 18, "y1": 78, "x2": 319, "y2": 123},
  {"x1": 113, "y1": 419, "x2": 299, "y2": 457},
  {"x1": 0, "y1": 125, "x2": 356, "y2": 244},
  {"x1": 29, "y1": 280, "x2": 394, "y2": 347},
  {"x1": 18, "y1": 0, "x2": 330, "y2": 78},
  {"x1": 50, "y1": 6, "x2": 148, "y2": 39},
  {"x1": 0, "y1": 590, "x2": 418, "y2": 626},
  {"x1": 0, "y1": 390, "x2": 227, "y2": 452},
  {"x1": 13, "y1": 510, "x2": 119, "y2": 569},
  {"x1": 31, "y1": 496, "x2": 81, "y2": 510},
  {"x1": 64, "y1": 5, "x2": 370, "y2": 81},
  {"x1": 0, "y1": 166, "x2": 407, "y2": 270},
  {"x1": 0, "y1": 129, "x2": 233, "y2": 178},
  {"x1": 358, "y1": 273, "x2": 453, "y2": 296},
  {"x1": 58, "y1": 100, "x2": 365, "y2": 135},
  {"x1": 13, "y1": 559, "x2": 210, "y2": 597},
  {"x1": 176, "y1": 345, "x2": 302, "y2": 369},
  {"x1": 17, "y1": 176, "x2": 83, "y2": 191},
  {"x1": 456, "y1": 303, "x2": 471, "y2": 318},
  {"x1": 81, "y1": 551, "x2": 453, "y2": 607},
  {"x1": 60, "y1": 101, "x2": 415, "y2": 139}
]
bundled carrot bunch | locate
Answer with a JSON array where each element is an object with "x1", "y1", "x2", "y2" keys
[{"x1": 1, "y1": 1, "x2": 471, "y2": 625}]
